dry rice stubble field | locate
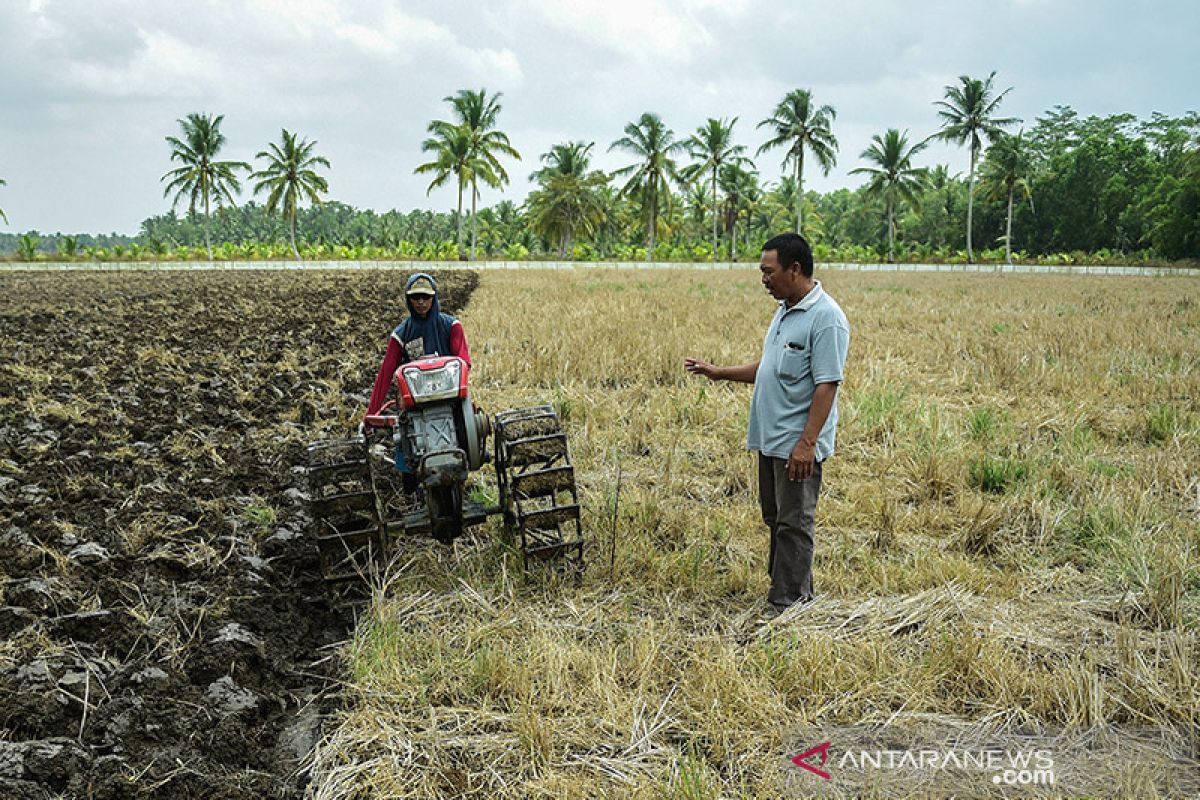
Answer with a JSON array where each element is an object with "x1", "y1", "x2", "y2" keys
[{"x1": 312, "y1": 268, "x2": 1199, "y2": 798}]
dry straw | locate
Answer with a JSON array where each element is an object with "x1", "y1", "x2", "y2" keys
[{"x1": 307, "y1": 268, "x2": 1198, "y2": 799}]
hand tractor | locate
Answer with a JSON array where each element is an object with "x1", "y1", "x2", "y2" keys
[{"x1": 305, "y1": 355, "x2": 584, "y2": 593}]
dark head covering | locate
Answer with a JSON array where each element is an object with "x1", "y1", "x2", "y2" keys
[{"x1": 393, "y1": 272, "x2": 456, "y2": 359}]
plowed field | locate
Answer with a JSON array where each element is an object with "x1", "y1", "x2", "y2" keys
[{"x1": 0, "y1": 270, "x2": 477, "y2": 799}]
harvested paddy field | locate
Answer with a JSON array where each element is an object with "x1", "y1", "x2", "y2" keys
[
  {"x1": 318, "y1": 268, "x2": 1199, "y2": 799},
  {"x1": 2, "y1": 267, "x2": 1198, "y2": 798}
]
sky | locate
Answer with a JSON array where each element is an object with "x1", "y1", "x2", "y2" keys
[{"x1": 1, "y1": 0, "x2": 1198, "y2": 234}]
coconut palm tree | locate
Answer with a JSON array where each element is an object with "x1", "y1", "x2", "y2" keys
[
  {"x1": 442, "y1": 89, "x2": 521, "y2": 260},
  {"x1": 756, "y1": 89, "x2": 838, "y2": 235},
  {"x1": 766, "y1": 176, "x2": 824, "y2": 242},
  {"x1": 526, "y1": 142, "x2": 609, "y2": 257},
  {"x1": 718, "y1": 163, "x2": 760, "y2": 260},
  {"x1": 531, "y1": 141, "x2": 594, "y2": 183},
  {"x1": 527, "y1": 146, "x2": 608, "y2": 259},
  {"x1": 592, "y1": 185, "x2": 631, "y2": 258},
  {"x1": 414, "y1": 122, "x2": 472, "y2": 257},
  {"x1": 682, "y1": 180, "x2": 711, "y2": 236},
  {"x1": 609, "y1": 112, "x2": 686, "y2": 261},
  {"x1": 849, "y1": 129, "x2": 929, "y2": 263},
  {"x1": 488, "y1": 199, "x2": 525, "y2": 251},
  {"x1": 250, "y1": 129, "x2": 331, "y2": 260},
  {"x1": 932, "y1": 71, "x2": 1019, "y2": 263},
  {"x1": 978, "y1": 130, "x2": 1033, "y2": 265},
  {"x1": 161, "y1": 113, "x2": 250, "y2": 260},
  {"x1": 681, "y1": 118, "x2": 749, "y2": 261}
]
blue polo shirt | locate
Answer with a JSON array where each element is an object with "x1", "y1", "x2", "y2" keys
[{"x1": 747, "y1": 282, "x2": 850, "y2": 461}]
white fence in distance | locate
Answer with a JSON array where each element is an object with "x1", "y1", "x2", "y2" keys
[{"x1": 1, "y1": 259, "x2": 1197, "y2": 277}]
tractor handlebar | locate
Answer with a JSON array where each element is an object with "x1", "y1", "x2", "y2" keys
[{"x1": 363, "y1": 400, "x2": 397, "y2": 430}]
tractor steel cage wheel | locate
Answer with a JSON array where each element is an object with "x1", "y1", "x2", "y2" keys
[
  {"x1": 305, "y1": 438, "x2": 387, "y2": 599},
  {"x1": 493, "y1": 405, "x2": 584, "y2": 575}
]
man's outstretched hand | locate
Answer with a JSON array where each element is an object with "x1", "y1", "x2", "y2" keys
[{"x1": 684, "y1": 357, "x2": 720, "y2": 381}]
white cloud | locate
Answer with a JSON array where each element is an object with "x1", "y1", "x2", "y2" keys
[
  {"x1": 524, "y1": 0, "x2": 716, "y2": 66},
  {"x1": 12, "y1": 0, "x2": 522, "y2": 105},
  {"x1": 61, "y1": 27, "x2": 229, "y2": 99}
]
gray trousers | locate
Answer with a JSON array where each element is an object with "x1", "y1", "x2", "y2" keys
[{"x1": 758, "y1": 454, "x2": 823, "y2": 609}]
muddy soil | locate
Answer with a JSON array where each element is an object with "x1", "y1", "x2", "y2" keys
[{"x1": 0, "y1": 269, "x2": 477, "y2": 799}]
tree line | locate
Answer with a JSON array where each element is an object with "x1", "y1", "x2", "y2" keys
[{"x1": 3, "y1": 76, "x2": 1198, "y2": 263}]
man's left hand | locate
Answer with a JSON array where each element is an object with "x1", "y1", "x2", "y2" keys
[{"x1": 787, "y1": 439, "x2": 816, "y2": 482}]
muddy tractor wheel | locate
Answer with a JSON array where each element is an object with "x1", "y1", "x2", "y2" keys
[
  {"x1": 428, "y1": 484, "x2": 464, "y2": 543},
  {"x1": 305, "y1": 438, "x2": 386, "y2": 596},
  {"x1": 493, "y1": 405, "x2": 584, "y2": 575}
]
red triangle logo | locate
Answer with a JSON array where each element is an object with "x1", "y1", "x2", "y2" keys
[{"x1": 792, "y1": 741, "x2": 832, "y2": 780}]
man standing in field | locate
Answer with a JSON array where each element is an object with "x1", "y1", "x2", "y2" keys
[{"x1": 685, "y1": 233, "x2": 850, "y2": 615}]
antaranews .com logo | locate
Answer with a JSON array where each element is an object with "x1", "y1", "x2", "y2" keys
[
  {"x1": 791, "y1": 740, "x2": 1054, "y2": 787},
  {"x1": 784, "y1": 723, "x2": 1200, "y2": 798}
]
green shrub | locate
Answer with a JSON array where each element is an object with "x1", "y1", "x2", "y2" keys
[
  {"x1": 966, "y1": 406, "x2": 1002, "y2": 441},
  {"x1": 968, "y1": 455, "x2": 1029, "y2": 494},
  {"x1": 1145, "y1": 403, "x2": 1184, "y2": 442},
  {"x1": 1062, "y1": 502, "x2": 1132, "y2": 556}
]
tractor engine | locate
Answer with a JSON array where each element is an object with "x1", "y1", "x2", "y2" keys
[{"x1": 392, "y1": 356, "x2": 490, "y2": 489}]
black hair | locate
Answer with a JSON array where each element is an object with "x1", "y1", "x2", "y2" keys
[{"x1": 762, "y1": 232, "x2": 814, "y2": 278}]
